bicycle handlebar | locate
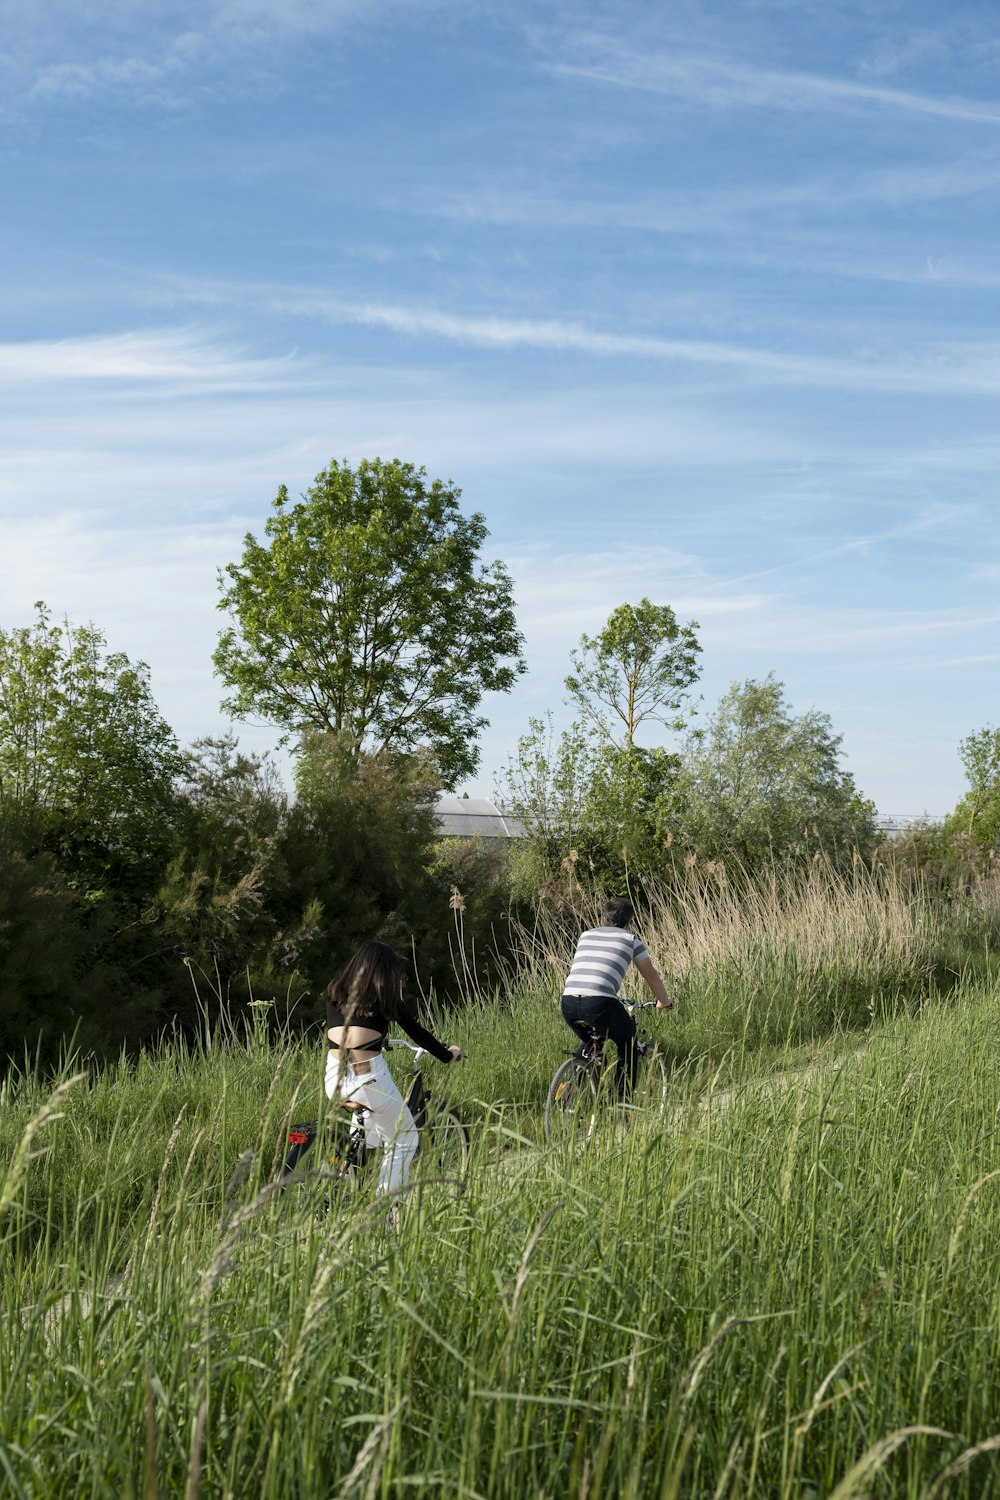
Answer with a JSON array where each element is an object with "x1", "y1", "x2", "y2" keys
[
  {"x1": 384, "y1": 1038, "x2": 465, "y2": 1062},
  {"x1": 383, "y1": 1038, "x2": 427, "y2": 1060}
]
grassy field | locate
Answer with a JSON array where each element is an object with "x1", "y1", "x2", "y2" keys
[{"x1": 3, "y1": 867, "x2": 1000, "y2": 1498}]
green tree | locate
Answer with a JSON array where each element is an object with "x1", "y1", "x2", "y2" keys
[
  {"x1": 495, "y1": 714, "x2": 601, "y2": 898},
  {"x1": 579, "y1": 742, "x2": 681, "y2": 884},
  {"x1": 430, "y1": 834, "x2": 520, "y2": 998},
  {"x1": 175, "y1": 734, "x2": 286, "y2": 878},
  {"x1": 557, "y1": 599, "x2": 700, "y2": 884},
  {"x1": 564, "y1": 598, "x2": 701, "y2": 748},
  {"x1": 214, "y1": 459, "x2": 525, "y2": 787},
  {"x1": 496, "y1": 713, "x2": 595, "y2": 843},
  {"x1": 0, "y1": 604, "x2": 184, "y2": 890},
  {"x1": 498, "y1": 602, "x2": 701, "y2": 893},
  {"x1": 283, "y1": 732, "x2": 452, "y2": 988},
  {"x1": 0, "y1": 839, "x2": 85, "y2": 1062},
  {"x1": 951, "y1": 725, "x2": 1000, "y2": 848},
  {"x1": 499, "y1": 729, "x2": 681, "y2": 896},
  {"x1": 673, "y1": 675, "x2": 877, "y2": 868},
  {"x1": 156, "y1": 735, "x2": 294, "y2": 1019}
]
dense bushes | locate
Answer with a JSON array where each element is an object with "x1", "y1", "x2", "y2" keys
[
  {"x1": 0, "y1": 732, "x2": 522, "y2": 1066},
  {"x1": 497, "y1": 677, "x2": 881, "y2": 893},
  {"x1": 3, "y1": 595, "x2": 996, "y2": 1066}
]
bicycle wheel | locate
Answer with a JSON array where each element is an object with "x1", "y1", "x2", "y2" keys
[
  {"x1": 544, "y1": 1057, "x2": 599, "y2": 1147},
  {"x1": 420, "y1": 1108, "x2": 470, "y2": 1177}
]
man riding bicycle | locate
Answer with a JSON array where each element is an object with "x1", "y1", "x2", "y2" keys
[{"x1": 560, "y1": 897, "x2": 675, "y2": 1101}]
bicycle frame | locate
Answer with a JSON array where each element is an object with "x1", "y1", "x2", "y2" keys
[
  {"x1": 280, "y1": 1038, "x2": 445, "y2": 1181},
  {"x1": 567, "y1": 999, "x2": 660, "y2": 1069},
  {"x1": 545, "y1": 999, "x2": 670, "y2": 1145}
]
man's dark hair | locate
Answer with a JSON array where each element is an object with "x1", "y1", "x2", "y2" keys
[{"x1": 602, "y1": 897, "x2": 634, "y2": 929}]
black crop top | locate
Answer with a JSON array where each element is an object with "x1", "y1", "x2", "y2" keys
[{"x1": 325, "y1": 996, "x2": 453, "y2": 1066}]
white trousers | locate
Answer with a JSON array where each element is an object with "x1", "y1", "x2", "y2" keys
[{"x1": 323, "y1": 1052, "x2": 419, "y2": 1196}]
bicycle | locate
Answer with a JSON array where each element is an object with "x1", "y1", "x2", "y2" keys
[
  {"x1": 279, "y1": 1037, "x2": 470, "y2": 1190},
  {"x1": 544, "y1": 1000, "x2": 671, "y2": 1146}
]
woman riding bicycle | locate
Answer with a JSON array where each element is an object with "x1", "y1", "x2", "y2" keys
[
  {"x1": 325, "y1": 941, "x2": 465, "y2": 1196},
  {"x1": 560, "y1": 897, "x2": 674, "y2": 1102}
]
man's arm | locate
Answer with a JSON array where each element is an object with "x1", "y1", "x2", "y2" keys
[{"x1": 634, "y1": 955, "x2": 675, "y2": 1009}]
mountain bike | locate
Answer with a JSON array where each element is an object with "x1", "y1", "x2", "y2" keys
[
  {"x1": 544, "y1": 999, "x2": 671, "y2": 1146},
  {"x1": 279, "y1": 1038, "x2": 469, "y2": 1190}
]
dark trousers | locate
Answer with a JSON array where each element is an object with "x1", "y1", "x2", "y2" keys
[{"x1": 561, "y1": 993, "x2": 637, "y2": 1099}]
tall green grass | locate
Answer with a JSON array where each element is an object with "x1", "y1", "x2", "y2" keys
[
  {"x1": 513, "y1": 862, "x2": 983, "y2": 1060},
  {"x1": 4, "y1": 872, "x2": 1000, "y2": 1497}
]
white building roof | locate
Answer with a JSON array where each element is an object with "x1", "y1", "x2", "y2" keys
[{"x1": 435, "y1": 797, "x2": 525, "y2": 839}]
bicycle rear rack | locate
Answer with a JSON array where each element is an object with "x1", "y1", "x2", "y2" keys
[{"x1": 280, "y1": 1120, "x2": 318, "y2": 1177}]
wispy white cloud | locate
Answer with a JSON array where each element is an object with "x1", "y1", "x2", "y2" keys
[
  {"x1": 28, "y1": 42, "x2": 200, "y2": 105},
  {"x1": 0, "y1": 333, "x2": 806, "y2": 518},
  {"x1": 699, "y1": 602, "x2": 1000, "y2": 657},
  {"x1": 436, "y1": 184, "x2": 1000, "y2": 292},
  {"x1": 0, "y1": 328, "x2": 303, "y2": 387},
  {"x1": 509, "y1": 542, "x2": 709, "y2": 630},
  {"x1": 721, "y1": 246, "x2": 1000, "y2": 291},
  {"x1": 687, "y1": 503, "x2": 971, "y2": 595},
  {"x1": 502, "y1": 540, "x2": 994, "y2": 677},
  {"x1": 448, "y1": 154, "x2": 1000, "y2": 235},
  {"x1": 145, "y1": 276, "x2": 1000, "y2": 395},
  {"x1": 894, "y1": 650, "x2": 1000, "y2": 670},
  {"x1": 211, "y1": 0, "x2": 405, "y2": 35},
  {"x1": 551, "y1": 38, "x2": 1000, "y2": 127},
  {"x1": 11, "y1": 0, "x2": 461, "y2": 111},
  {"x1": 856, "y1": 28, "x2": 951, "y2": 81}
]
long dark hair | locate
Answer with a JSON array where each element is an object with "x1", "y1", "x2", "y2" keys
[{"x1": 325, "y1": 940, "x2": 406, "y2": 1021}]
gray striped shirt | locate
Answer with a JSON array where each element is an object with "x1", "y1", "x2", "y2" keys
[{"x1": 563, "y1": 926, "x2": 650, "y2": 999}]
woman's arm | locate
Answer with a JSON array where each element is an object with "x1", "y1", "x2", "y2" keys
[
  {"x1": 395, "y1": 999, "x2": 463, "y2": 1063},
  {"x1": 634, "y1": 955, "x2": 675, "y2": 1009}
]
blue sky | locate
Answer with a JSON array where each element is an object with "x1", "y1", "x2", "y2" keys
[{"x1": 3, "y1": 0, "x2": 1000, "y2": 817}]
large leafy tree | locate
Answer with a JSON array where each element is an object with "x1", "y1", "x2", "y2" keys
[
  {"x1": 563, "y1": 599, "x2": 700, "y2": 881},
  {"x1": 0, "y1": 604, "x2": 183, "y2": 888},
  {"x1": 499, "y1": 600, "x2": 701, "y2": 890},
  {"x1": 673, "y1": 675, "x2": 877, "y2": 868},
  {"x1": 214, "y1": 459, "x2": 525, "y2": 786},
  {"x1": 564, "y1": 598, "x2": 701, "y2": 749}
]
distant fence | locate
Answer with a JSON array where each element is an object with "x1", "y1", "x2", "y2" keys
[{"x1": 876, "y1": 813, "x2": 944, "y2": 842}]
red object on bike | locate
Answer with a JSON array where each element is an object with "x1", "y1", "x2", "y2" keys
[{"x1": 288, "y1": 1130, "x2": 311, "y2": 1145}]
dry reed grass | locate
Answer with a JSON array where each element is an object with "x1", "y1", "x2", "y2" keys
[{"x1": 512, "y1": 859, "x2": 946, "y2": 999}]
